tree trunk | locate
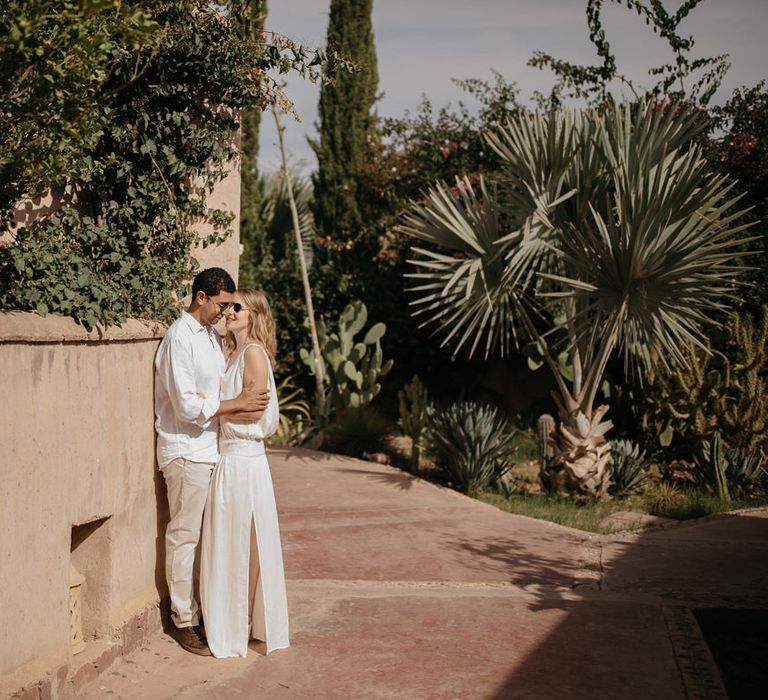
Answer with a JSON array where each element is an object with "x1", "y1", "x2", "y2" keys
[
  {"x1": 272, "y1": 106, "x2": 327, "y2": 419},
  {"x1": 541, "y1": 403, "x2": 613, "y2": 497}
]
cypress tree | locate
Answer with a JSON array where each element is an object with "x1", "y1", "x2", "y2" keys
[{"x1": 311, "y1": 0, "x2": 378, "y2": 239}]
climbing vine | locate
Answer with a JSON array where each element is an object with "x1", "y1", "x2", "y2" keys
[{"x1": 0, "y1": 1, "x2": 337, "y2": 327}]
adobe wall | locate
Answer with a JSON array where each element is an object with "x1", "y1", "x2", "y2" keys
[
  {"x1": 0, "y1": 315, "x2": 165, "y2": 698},
  {"x1": 190, "y1": 155, "x2": 242, "y2": 282}
]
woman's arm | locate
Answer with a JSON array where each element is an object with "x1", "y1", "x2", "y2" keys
[
  {"x1": 227, "y1": 345, "x2": 269, "y2": 424},
  {"x1": 197, "y1": 388, "x2": 269, "y2": 418}
]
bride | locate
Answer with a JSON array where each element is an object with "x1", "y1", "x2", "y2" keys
[{"x1": 200, "y1": 289, "x2": 290, "y2": 657}]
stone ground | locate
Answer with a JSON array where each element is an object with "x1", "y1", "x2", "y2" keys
[{"x1": 82, "y1": 447, "x2": 768, "y2": 700}]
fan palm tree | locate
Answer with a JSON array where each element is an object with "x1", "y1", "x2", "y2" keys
[
  {"x1": 397, "y1": 100, "x2": 753, "y2": 496},
  {"x1": 258, "y1": 170, "x2": 315, "y2": 269}
]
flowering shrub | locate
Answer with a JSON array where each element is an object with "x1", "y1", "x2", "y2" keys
[
  {"x1": 358, "y1": 75, "x2": 518, "y2": 242},
  {"x1": 723, "y1": 132, "x2": 759, "y2": 166},
  {"x1": 715, "y1": 83, "x2": 768, "y2": 177},
  {"x1": 711, "y1": 81, "x2": 768, "y2": 312}
]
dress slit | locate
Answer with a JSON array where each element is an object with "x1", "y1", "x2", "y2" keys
[{"x1": 248, "y1": 512, "x2": 268, "y2": 643}]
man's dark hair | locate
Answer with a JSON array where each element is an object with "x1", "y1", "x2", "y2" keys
[{"x1": 192, "y1": 267, "x2": 236, "y2": 298}]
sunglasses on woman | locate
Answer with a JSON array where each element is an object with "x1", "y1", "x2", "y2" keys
[{"x1": 232, "y1": 303, "x2": 254, "y2": 313}]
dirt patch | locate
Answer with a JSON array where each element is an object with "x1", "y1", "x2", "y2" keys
[{"x1": 503, "y1": 459, "x2": 543, "y2": 493}]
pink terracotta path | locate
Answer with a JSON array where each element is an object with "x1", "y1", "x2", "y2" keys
[{"x1": 84, "y1": 447, "x2": 768, "y2": 699}]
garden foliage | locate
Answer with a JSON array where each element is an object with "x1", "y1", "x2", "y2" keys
[
  {"x1": 640, "y1": 307, "x2": 768, "y2": 454},
  {"x1": 300, "y1": 300, "x2": 393, "y2": 418},
  {"x1": 322, "y1": 405, "x2": 391, "y2": 458},
  {"x1": 399, "y1": 98, "x2": 753, "y2": 497},
  {"x1": 0, "y1": 0, "x2": 334, "y2": 327},
  {"x1": 271, "y1": 374, "x2": 312, "y2": 446},
  {"x1": 711, "y1": 82, "x2": 768, "y2": 314},
  {"x1": 237, "y1": 0, "x2": 269, "y2": 293},
  {"x1": 0, "y1": 0, "x2": 155, "y2": 220},
  {"x1": 608, "y1": 439, "x2": 650, "y2": 496},
  {"x1": 398, "y1": 375, "x2": 429, "y2": 469}
]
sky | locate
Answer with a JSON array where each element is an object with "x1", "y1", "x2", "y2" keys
[{"x1": 258, "y1": 0, "x2": 768, "y2": 173}]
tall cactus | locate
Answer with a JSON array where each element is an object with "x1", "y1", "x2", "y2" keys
[
  {"x1": 711, "y1": 432, "x2": 731, "y2": 502},
  {"x1": 300, "y1": 300, "x2": 393, "y2": 417},
  {"x1": 537, "y1": 413, "x2": 555, "y2": 485},
  {"x1": 398, "y1": 375, "x2": 429, "y2": 470}
]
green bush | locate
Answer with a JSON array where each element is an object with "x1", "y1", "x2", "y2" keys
[
  {"x1": 322, "y1": 406, "x2": 392, "y2": 458},
  {"x1": 427, "y1": 401, "x2": 517, "y2": 495},
  {"x1": 645, "y1": 486, "x2": 722, "y2": 521},
  {"x1": 0, "y1": 0, "x2": 156, "y2": 218}
]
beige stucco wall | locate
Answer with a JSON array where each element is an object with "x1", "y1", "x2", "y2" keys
[
  {"x1": 0, "y1": 159, "x2": 241, "y2": 697},
  {"x1": 191, "y1": 154, "x2": 242, "y2": 284},
  {"x1": 0, "y1": 314, "x2": 164, "y2": 694}
]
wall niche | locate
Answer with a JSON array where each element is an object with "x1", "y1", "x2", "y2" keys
[{"x1": 70, "y1": 516, "x2": 112, "y2": 652}]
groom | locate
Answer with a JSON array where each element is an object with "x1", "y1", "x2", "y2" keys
[{"x1": 154, "y1": 267, "x2": 268, "y2": 655}]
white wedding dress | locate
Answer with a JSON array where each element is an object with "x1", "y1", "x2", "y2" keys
[{"x1": 200, "y1": 344, "x2": 290, "y2": 657}]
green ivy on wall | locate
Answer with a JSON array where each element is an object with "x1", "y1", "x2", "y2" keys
[{"x1": 0, "y1": 1, "x2": 332, "y2": 328}]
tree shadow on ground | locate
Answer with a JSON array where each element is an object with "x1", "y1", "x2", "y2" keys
[{"x1": 476, "y1": 512, "x2": 768, "y2": 699}]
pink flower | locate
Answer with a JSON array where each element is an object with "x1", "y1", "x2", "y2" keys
[{"x1": 723, "y1": 132, "x2": 758, "y2": 165}]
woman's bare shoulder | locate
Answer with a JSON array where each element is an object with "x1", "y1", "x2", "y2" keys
[{"x1": 242, "y1": 343, "x2": 269, "y2": 379}]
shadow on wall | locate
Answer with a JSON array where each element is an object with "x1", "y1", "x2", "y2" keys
[
  {"x1": 154, "y1": 463, "x2": 170, "y2": 607},
  {"x1": 10, "y1": 184, "x2": 79, "y2": 234}
]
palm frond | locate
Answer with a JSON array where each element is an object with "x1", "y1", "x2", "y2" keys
[
  {"x1": 397, "y1": 177, "x2": 522, "y2": 358},
  {"x1": 551, "y1": 104, "x2": 754, "y2": 381}
]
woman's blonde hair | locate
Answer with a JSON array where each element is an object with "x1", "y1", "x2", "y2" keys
[{"x1": 224, "y1": 288, "x2": 277, "y2": 360}]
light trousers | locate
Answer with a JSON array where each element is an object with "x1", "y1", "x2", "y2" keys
[{"x1": 162, "y1": 457, "x2": 214, "y2": 629}]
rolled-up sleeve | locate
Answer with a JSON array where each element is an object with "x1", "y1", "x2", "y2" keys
[{"x1": 163, "y1": 336, "x2": 221, "y2": 426}]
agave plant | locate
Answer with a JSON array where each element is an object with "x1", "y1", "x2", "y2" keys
[
  {"x1": 398, "y1": 100, "x2": 753, "y2": 497},
  {"x1": 608, "y1": 439, "x2": 650, "y2": 497},
  {"x1": 427, "y1": 401, "x2": 517, "y2": 495}
]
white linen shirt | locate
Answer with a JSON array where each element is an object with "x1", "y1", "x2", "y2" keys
[{"x1": 154, "y1": 311, "x2": 226, "y2": 468}]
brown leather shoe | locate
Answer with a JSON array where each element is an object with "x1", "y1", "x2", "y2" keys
[{"x1": 170, "y1": 625, "x2": 212, "y2": 656}]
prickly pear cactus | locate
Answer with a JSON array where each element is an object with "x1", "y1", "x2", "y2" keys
[{"x1": 300, "y1": 300, "x2": 393, "y2": 415}]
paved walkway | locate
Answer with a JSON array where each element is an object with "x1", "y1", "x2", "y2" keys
[{"x1": 85, "y1": 447, "x2": 768, "y2": 699}]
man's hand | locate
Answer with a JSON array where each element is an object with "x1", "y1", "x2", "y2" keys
[{"x1": 241, "y1": 382, "x2": 270, "y2": 412}]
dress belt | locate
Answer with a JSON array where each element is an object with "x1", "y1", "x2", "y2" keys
[{"x1": 219, "y1": 439, "x2": 265, "y2": 458}]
